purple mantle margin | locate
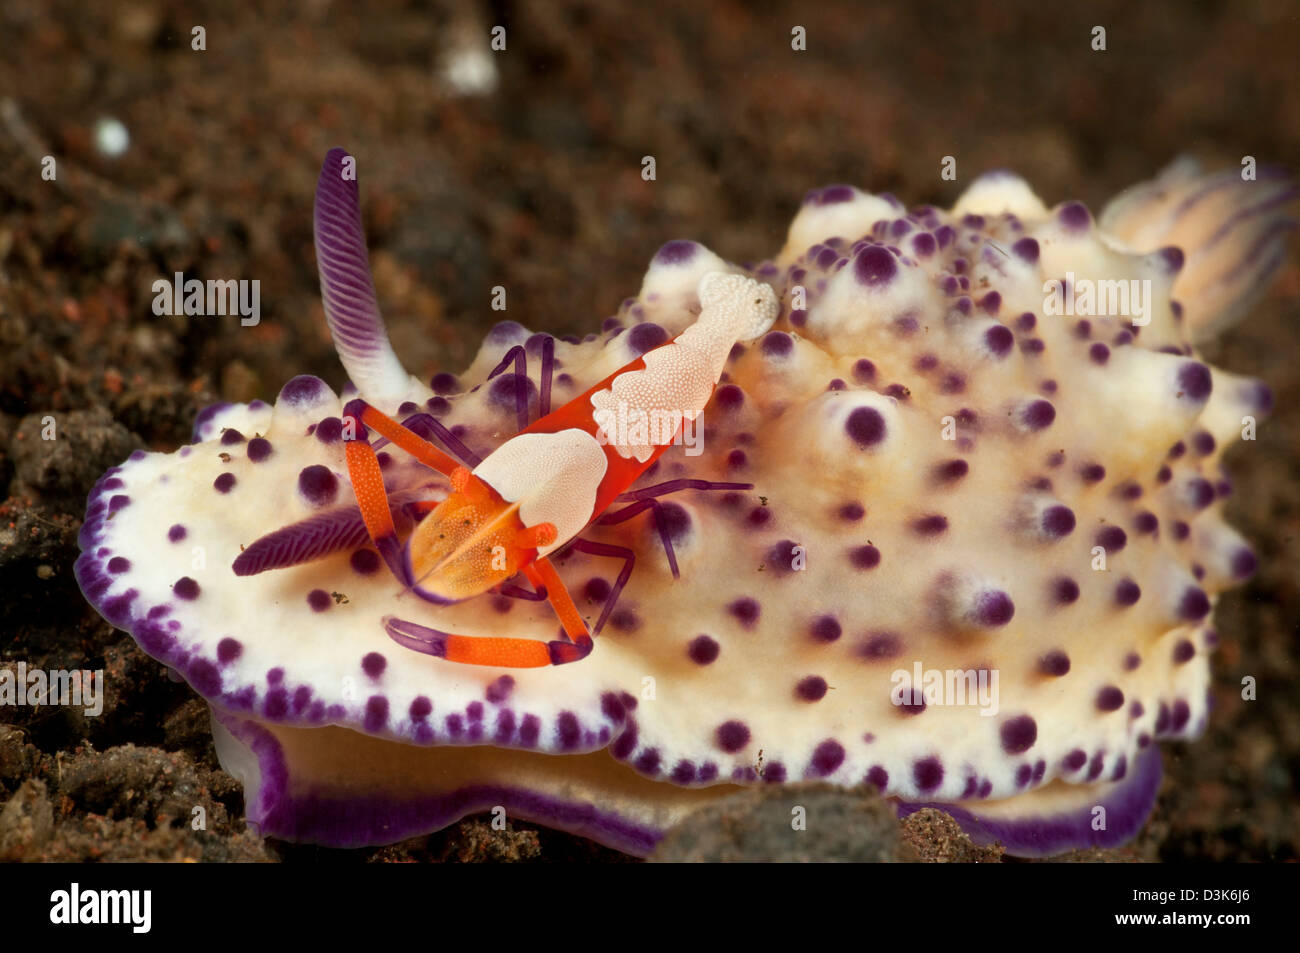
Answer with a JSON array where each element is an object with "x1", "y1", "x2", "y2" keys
[{"x1": 896, "y1": 745, "x2": 1163, "y2": 857}]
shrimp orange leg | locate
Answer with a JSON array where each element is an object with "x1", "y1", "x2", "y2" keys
[
  {"x1": 383, "y1": 555, "x2": 594, "y2": 668},
  {"x1": 342, "y1": 437, "x2": 408, "y2": 580},
  {"x1": 344, "y1": 400, "x2": 464, "y2": 477},
  {"x1": 496, "y1": 538, "x2": 636, "y2": 637},
  {"x1": 340, "y1": 398, "x2": 471, "y2": 580}
]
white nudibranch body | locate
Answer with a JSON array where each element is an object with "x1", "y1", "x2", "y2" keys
[{"x1": 76, "y1": 156, "x2": 1292, "y2": 858}]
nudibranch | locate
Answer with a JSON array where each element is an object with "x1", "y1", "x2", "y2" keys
[{"x1": 76, "y1": 151, "x2": 1293, "y2": 857}]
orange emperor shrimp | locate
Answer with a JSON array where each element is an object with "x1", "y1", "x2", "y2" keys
[{"x1": 233, "y1": 148, "x2": 779, "y2": 669}]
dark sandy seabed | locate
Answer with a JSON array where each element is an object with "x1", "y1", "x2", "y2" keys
[{"x1": 0, "y1": 0, "x2": 1296, "y2": 862}]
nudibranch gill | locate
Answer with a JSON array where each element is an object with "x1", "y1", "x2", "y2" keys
[{"x1": 76, "y1": 151, "x2": 1293, "y2": 857}]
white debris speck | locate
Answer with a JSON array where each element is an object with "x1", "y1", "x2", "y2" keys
[
  {"x1": 94, "y1": 117, "x2": 130, "y2": 157},
  {"x1": 442, "y1": 44, "x2": 497, "y2": 96}
]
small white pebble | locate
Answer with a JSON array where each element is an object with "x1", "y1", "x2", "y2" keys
[
  {"x1": 442, "y1": 45, "x2": 497, "y2": 96},
  {"x1": 94, "y1": 117, "x2": 130, "y2": 158}
]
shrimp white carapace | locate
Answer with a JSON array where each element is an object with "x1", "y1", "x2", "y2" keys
[
  {"x1": 345, "y1": 270, "x2": 777, "y2": 668},
  {"x1": 238, "y1": 148, "x2": 778, "y2": 670}
]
